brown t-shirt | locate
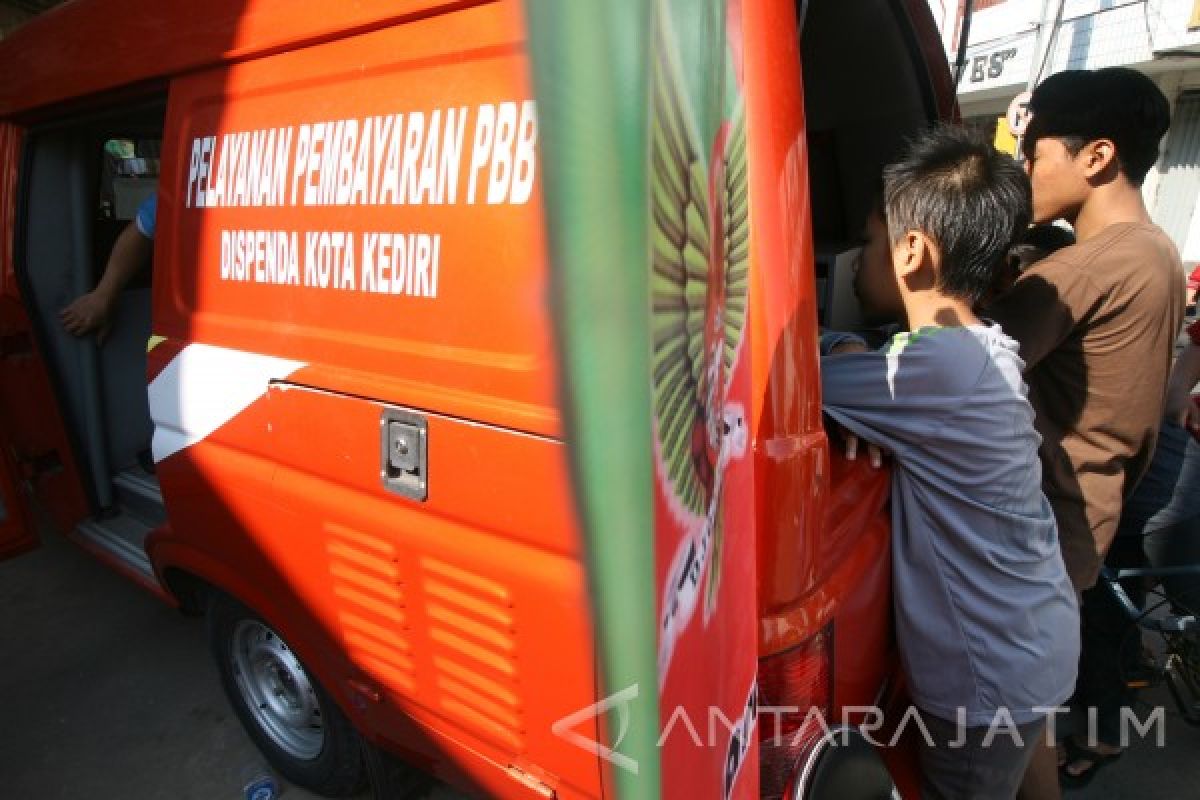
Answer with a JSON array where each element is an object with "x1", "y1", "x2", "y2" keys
[{"x1": 991, "y1": 222, "x2": 1185, "y2": 589}]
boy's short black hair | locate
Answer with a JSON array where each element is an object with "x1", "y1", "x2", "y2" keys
[
  {"x1": 1018, "y1": 223, "x2": 1076, "y2": 254},
  {"x1": 1008, "y1": 224, "x2": 1076, "y2": 275},
  {"x1": 883, "y1": 124, "x2": 1032, "y2": 306},
  {"x1": 1023, "y1": 67, "x2": 1170, "y2": 186}
]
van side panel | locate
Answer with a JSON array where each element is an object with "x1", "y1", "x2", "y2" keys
[
  {"x1": 156, "y1": 2, "x2": 557, "y2": 438},
  {"x1": 150, "y1": 383, "x2": 598, "y2": 795},
  {"x1": 148, "y1": 3, "x2": 599, "y2": 797},
  {"x1": 744, "y1": 0, "x2": 895, "y2": 771},
  {"x1": 0, "y1": 1, "x2": 493, "y2": 117},
  {"x1": 647, "y1": 0, "x2": 762, "y2": 795}
]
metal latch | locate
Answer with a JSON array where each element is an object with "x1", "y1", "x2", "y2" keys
[{"x1": 380, "y1": 408, "x2": 427, "y2": 501}]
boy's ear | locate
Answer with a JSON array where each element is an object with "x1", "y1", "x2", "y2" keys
[
  {"x1": 892, "y1": 230, "x2": 936, "y2": 278},
  {"x1": 1080, "y1": 138, "x2": 1118, "y2": 179}
]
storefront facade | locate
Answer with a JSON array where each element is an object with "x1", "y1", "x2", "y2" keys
[{"x1": 935, "y1": 0, "x2": 1200, "y2": 264}]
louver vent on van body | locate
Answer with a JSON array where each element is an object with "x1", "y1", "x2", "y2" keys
[
  {"x1": 420, "y1": 557, "x2": 525, "y2": 750},
  {"x1": 325, "y1": 523, "x2": 417, "y2": 695}
]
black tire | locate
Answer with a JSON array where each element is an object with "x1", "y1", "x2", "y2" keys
[
  {"x1": 207, "y1": 592, "x2": 367, "y2": 797},
  {"x1": 363, "y1": 740, "x2": 436, "y2": 798}
]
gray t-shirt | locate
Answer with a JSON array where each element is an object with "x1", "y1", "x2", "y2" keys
[{"x1": 822, "y1": 324, "x2": 1079, "y2": 726}]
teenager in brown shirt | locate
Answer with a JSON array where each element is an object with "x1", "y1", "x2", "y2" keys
[
  {"x1": 988, "y1": 68, "x2": 1182, "y2": 798},
  {"x1": 992, "y1": 69, "x2": 1182, "y2": 591},
  {"x1": 993, "y1": 224, "x2": 1183, "y2": 588}
]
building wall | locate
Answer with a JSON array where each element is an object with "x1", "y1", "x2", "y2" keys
[
  {"x1": 955, "y1": 0, "x2": 1200, "y2": 114},
  {"x1": 930, "y1": 0, "x2": 1200, "y2": 263}
]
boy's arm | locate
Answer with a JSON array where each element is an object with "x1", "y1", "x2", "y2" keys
[
  {"x1": 988, "y1": 258, "x2": 1100, "y2": 370},
  {"x1": 821, "y1": 336, "x2": 957, "y2": 458},
  {"x1": 821, "y1": 351, "x2": 890, "y2": 466},
  {"x1": 1165, "y1": 331, "x2": 1200, "y2": 431},
  {"x1": 819, "y1": 330, "x2": 868, "y2": 356}
]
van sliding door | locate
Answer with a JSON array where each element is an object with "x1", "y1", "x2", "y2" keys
[{"x1": 0, "y1": 121, "x2": 88, "y2": 552}]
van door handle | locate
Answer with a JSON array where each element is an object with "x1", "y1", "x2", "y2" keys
[{"x1": 380, "y1": 409, "x2": 427, "y2": 501}]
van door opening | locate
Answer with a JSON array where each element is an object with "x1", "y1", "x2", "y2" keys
[
  {"x1": 16, "y1": 99, "x2": 166, "y2": 584},
  {"x1": 802, "y1": 0, "x2": 942, "y2": 333}
]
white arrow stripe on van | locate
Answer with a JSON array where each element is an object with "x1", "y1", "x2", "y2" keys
[{"x1": 148, "y1": 343, "x2": 306, "y2": 463}]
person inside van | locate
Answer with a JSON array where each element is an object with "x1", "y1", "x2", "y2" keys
[
  {"x1": 60, "y1": 191, "x2": 156, "y2": 343},
  {"x1": 820, "y1": 125, "x2": 1080, "y2": 800}
]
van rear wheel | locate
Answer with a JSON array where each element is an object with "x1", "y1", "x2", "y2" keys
[{"x1": 207, "y1": 592, "x2": 367, "y2": 797}]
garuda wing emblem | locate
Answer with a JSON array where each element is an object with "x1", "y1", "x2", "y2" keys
[{"x1": 651, "y1": 0, "x2": 749, "y2": 681}]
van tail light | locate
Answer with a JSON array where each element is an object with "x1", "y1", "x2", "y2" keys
[{"x1": 757, "y1": 625, "x2": 833, "y2": 800}]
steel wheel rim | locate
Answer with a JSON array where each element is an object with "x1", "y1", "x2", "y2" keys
[{"x1": 230, "y1": 619, "x2": 325, "y2": 760}]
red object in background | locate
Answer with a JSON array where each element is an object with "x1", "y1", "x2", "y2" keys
[
  {"x1": 1187, "y1": 317, "x2": 1200, "y2": 347},
  {"x1": 1187, "y1": 264, "x2": 1200, "y2": 293}
]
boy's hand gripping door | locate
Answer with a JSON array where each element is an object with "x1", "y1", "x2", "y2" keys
[{"x1": 0, "y1": 121, "x2": 88, "y2": 559}]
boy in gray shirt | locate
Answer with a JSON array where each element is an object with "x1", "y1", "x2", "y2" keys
[{"x1": 821, "y1": 126, "x2": 1079, "y2": 799}]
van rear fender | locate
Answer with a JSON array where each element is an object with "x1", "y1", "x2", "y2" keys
[{"x1": 147, "y1": 533, "x2": 370, "y2": 722}]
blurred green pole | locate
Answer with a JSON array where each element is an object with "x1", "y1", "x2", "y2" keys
[{"x1": 523, "y1": 2, "x2": 661, "y2": 799}]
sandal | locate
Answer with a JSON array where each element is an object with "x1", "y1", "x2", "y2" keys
[{"x1": 1059, "y1": 736, "x2": 1123, "y2": 790}]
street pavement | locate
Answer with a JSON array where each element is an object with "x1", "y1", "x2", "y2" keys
[
  {"x1": 0, "y1": 515, "x2": 464, "y2": 800},
  {"x1": 1068, "y1": 671, "x2": 1200, "y2": 798},
  {"x1": 2, "y1": 516, "x2": 1198, "y2": 798}
]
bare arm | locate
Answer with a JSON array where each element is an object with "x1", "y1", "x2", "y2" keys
[
  {"x1": 819, "y1": 336, "x2": 884, "y2": 467},
  {"x1": 60, "y1": 221, "x2": 153, "y2": 341},
  {"x1": 1165, "y1": 340, "x2": 1200, "y2": 431}
]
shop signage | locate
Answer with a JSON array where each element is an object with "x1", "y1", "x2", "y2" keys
[
  {"x1": 968, "y1": 45, "x2": 1019, "y2": 83},
  {"x1": 1007, "y1": 91, "x2": 1033, "y2": 137}
]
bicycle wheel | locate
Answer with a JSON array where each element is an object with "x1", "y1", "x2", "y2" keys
[{"x1": 1159, "y1": 592, "x2": 1200, "y2": 726}]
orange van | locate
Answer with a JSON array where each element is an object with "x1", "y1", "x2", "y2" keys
[{"x1": 0, "y1": 1, "x2": 957, "y2": 798}]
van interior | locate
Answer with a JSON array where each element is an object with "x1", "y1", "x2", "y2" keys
[
  {"x1": 18, "y1": 100, "x2": 166, "y2": 581},
  {"x1": 800, "y1": 0, "x2": 938, "y2": 330}
]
